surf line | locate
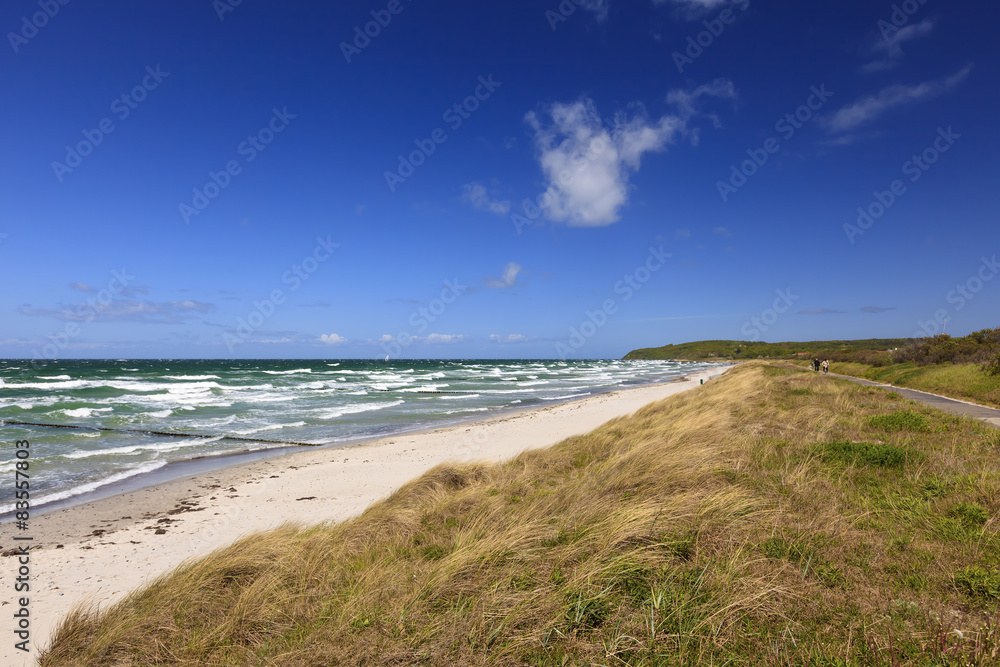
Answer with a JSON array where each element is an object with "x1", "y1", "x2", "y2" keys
[{"x1": 1, "y1": 420, "x2": 322, "y2": 447}]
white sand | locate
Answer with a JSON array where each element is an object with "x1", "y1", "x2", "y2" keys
[{"x1": 0, "y1": 367, "x2": 727, "y2": 665}]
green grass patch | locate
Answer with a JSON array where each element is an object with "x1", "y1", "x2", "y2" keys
[
  {"x1": 949, "y1": 502, "x2": 989, "y2": 528},
  {"x1": 866, "y1": 410, "x2": 929, "y2": 432},
  {"x1": 816, "y1": 441, "x2": 912, "y2": 468},
  {"x1": 955, "y1": 566, "x2": 1000, "y2": 602}
]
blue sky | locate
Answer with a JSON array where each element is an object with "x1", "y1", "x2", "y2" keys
[{"x1": 2, "y1": 0, "x2": 998, "y2": 360}]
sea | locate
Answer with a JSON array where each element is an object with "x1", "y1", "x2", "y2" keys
[{"x1": 0, "y1": 358, "x2": 719, "y2": 515}]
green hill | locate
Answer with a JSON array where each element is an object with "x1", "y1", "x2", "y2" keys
[{"x1": 624, "y1": 338, "x2": 912, "y2": 361}]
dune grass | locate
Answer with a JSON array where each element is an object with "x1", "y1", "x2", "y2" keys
[{"x1": 40, "y1": 363, "x2": 1000, "y2": 666}]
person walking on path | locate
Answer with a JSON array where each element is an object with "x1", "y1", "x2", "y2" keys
[{"x1": 822, "y1": 360, "x2": 830, "y2": 374}]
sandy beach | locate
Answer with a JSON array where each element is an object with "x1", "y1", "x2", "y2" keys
[{"x1": 1, "y1": 367, "x2": 727, "y2": 665}]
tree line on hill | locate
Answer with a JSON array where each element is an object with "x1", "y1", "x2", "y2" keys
[{"x1": 625, "y1": 328, "x2": 1000, "y2": 375}]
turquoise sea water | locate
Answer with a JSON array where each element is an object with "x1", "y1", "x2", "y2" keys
[{"x1": 0, "y1": 359, "x2": 719, "y2": 513}]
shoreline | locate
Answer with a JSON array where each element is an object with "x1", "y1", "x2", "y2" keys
[
  {"x1": 0, "y1": 366, "x2": 728, "y2": 664},
  {"x1": 9, "y1": 368, "x2": 723, "y2": 521}
]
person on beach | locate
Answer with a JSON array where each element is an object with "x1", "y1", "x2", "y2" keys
[{"x1": 822, "y1": 360, "x2": 830, "y2": 374}]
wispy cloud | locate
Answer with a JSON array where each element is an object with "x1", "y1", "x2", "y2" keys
[
  {"x1": 713, "y1": 226, "x2": 731, "y2": 238},
  {"x1": 797, "y1": 308, "x2": 844, "y2": 315},
  {"x1": 485, "y1": 261, "x2": 522, "y2": 288},
  {"x1": 462, "y1": 182, "x2": 511, "y2": 215},
  {"x1": 579, "y1": 0, "x2": 609, "y2": 21},
  {"x1": 489, "y1": 333, "x2": 530, "y2": 343},
  {"x1": 861, "y1": 306, "x2": 896, "y2": 314},
  {"x1": 525, "y1": 81, "x2": 734, "y2": 227},
  {"x1": 425, "y1": 333, "x2": 467, "y2": 344},
  {"x1": 862, "y1": 19, "x2": 934, "y2": 73},
  {"x1": 19, "y1": 299, "x2": 215, "y2": 324},
  {"x1": 654, "y1": 0, "x2": 733, "y2": 20},
  {"x1": 70, "y1": 282, "x2": 149, "y2": 298},
  {"x1": 676, "y1": 229, "x2": 691, "y2": 239},
  {"x1": 826, "y1": 65, "x2": 972, "y2": 133}
]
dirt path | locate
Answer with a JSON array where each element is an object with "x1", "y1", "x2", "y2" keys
[{"x1": 826, "y1": 371, "x2": 1000, "y2": 429}]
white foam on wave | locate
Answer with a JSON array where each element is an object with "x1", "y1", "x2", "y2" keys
[
  {"x1": 62, "y1": 435, "x2": 226, "y2": 460},
  {"x1": 0, "y1": 461, "x2": 169, "y2": 514},
  {"x1": 399, "y1": 384, "x2": 450, "y2": 393},
  {"x1": 439, "y1": 394, "x2": 480, "y2": 400},
  {"x1": 164, "y1": 375, "x2": 220, "y2": 380},
  {"x1": 262, "y1": 368, "x2": 312, "y2": 375},
  {"x1": 233, "y1": 421, "x2": 307, "y2": 436},
  {"x1": 2, "y1": 379, "x2": 90, "y2": 390},
  {"x1": 62, "y1": 407, "x2": 113, "y2": 418},
  {"x1": 145, "y1": 410, "x2": 173, "y2": 419},
  {"x1": 314, "y1": 400, "x2": 405, "y2": 420}
]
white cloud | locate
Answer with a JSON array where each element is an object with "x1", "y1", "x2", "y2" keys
[
  {"x1": 320, "y1": 333, "x2": 347, "y2": 345},
  {"x1": 713, "y1": 226, "x2": 731, "y2": 238},
  {"x1": 826, "y1": 65, "x2": 972, "y2": 134},
  {"x1": 863, "y1": 19, "x2": 934, "y2": 73},
  {"x1": 675, "y1": 229, "x2": 691, "y2": 239},
  {"x1": 525, "y1": 82, "x2": 734, "y2": 227},
  {"x1": 462, "y1": 182, "x2": 511, "y2": 215},
  {"x1": 425, "y1": 333, "x2": 466, "y2": 344},
  {"x1": 485, "y1": 261, "x2": 522, "y2": 288},
  {"x1": 489, "y1": 334, "x2": 529, "y2": 344}
]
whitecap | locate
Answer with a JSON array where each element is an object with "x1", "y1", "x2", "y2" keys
[
  {"x1": 314, "y1": 400, "x2": 405, "y2": 420},
  {"x1": 232, "y1": 421, "x2": 307, "y2": 436},
  {"x1": 62, "y1": 407, "x2": 113, "y2": 419}
]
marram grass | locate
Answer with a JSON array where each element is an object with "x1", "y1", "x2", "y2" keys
[{"x1": 41, "y1": 363, "x2": 1000, "y2": 666}]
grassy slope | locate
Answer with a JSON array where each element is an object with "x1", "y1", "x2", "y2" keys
[
  {"x1": 42, "y1": 364, "x2": 1000, "y2": 666},
  {"x1": 798, "y1": 361, "x2": 1000, "y2": 408},
  {"x1": 624, "y1": 339, "x2": 912, "y2": 361}
]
